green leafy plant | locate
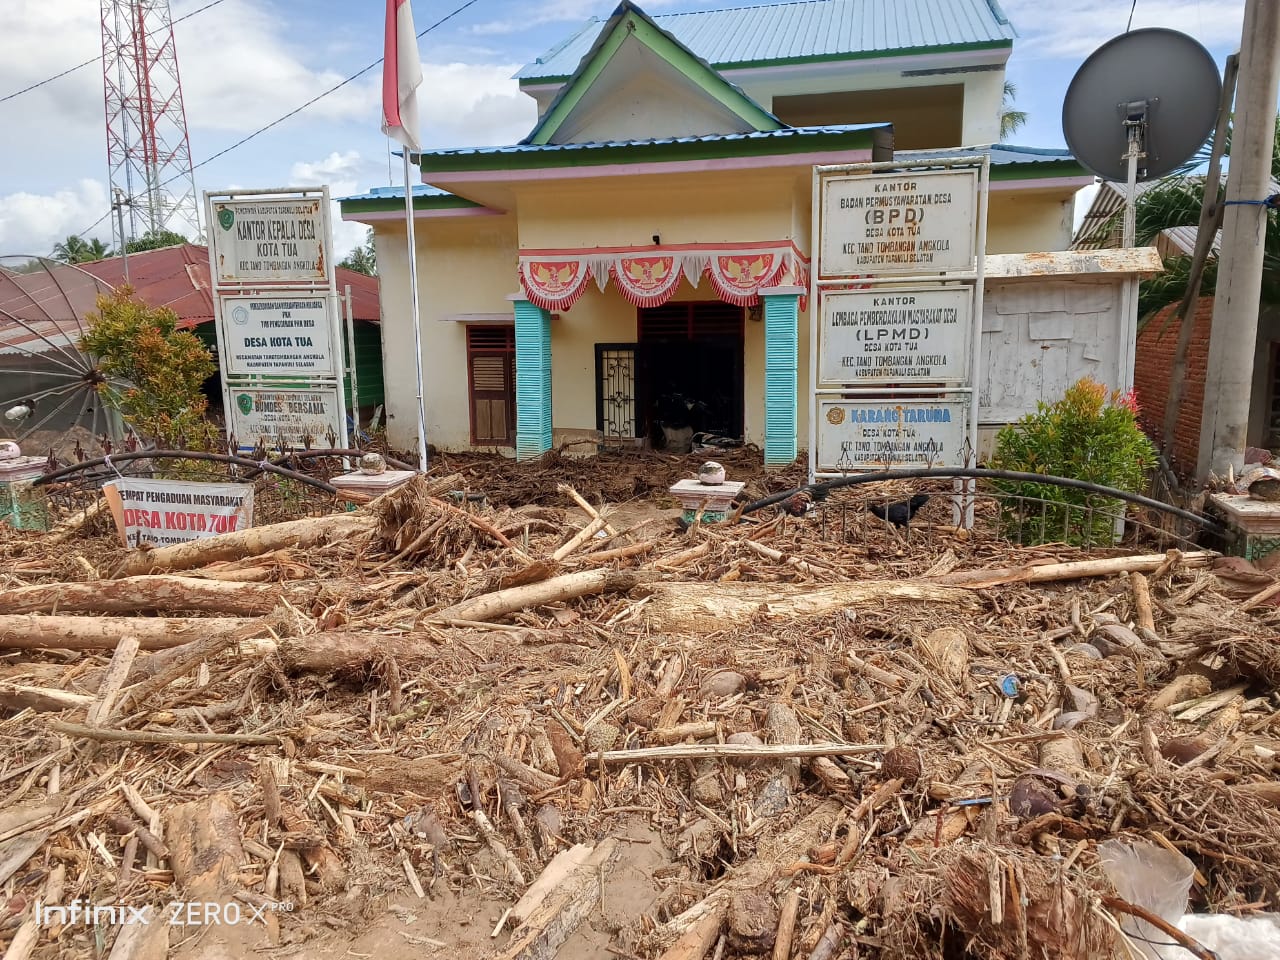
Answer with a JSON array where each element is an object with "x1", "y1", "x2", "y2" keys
[
  {"x1": 79, "y1": 287, "x2": 217, "y2": 450},
  {"x1": 989, "y1": 378, "x2": 1157, "y2": 546}
]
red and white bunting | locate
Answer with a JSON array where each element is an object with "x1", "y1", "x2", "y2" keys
[{"x1": 517, "y1": 243, "x2": 809, "y2": 312}]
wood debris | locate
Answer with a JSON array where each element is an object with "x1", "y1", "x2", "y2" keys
[{"x1": 2, "y1": 465, "x2": 1278, "y2": 960}]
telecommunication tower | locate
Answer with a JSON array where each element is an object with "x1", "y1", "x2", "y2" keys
[{"x1": 100, "y1": 0, "x2": 202, "y2": 245}]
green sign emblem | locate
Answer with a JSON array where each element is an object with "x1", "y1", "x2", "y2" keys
[
  {"x1": 236, "y1": 393, "x2": 254, "y2": 416},
  {"x1": 217, "y1": 208, "x2": 235, "y2": 231}
]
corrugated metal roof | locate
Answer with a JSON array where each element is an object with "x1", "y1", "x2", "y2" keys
[
  {"x1": 77, "y1": 244, "x2": 382, "y2": 325},
  {"x1": 897, "y1": 144, "x2": 1075, "y2": 165},
  {"x1": 517, "y1": 0, "x2": 1016, "y2": 80},
  {"x1": 337, "y1": 184, "x2": 455, "y2": 202},
  {"x1": 0, "y1": 259, "x2": 113, "y2": 357},
  {"x1": 423, "y1": 122, "x2": 887, "y2": 158}
]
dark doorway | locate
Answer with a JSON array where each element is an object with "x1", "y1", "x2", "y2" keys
[{"x1": 637, "y1": 301, "x2": 744, "y2": 450}]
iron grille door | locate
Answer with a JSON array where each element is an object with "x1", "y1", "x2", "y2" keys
[{"x1": 596, "y1": 344, "x2": 638, "y2": 442}]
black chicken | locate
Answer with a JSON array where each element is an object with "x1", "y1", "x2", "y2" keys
[
  {"x1": 780, "y1": 487, "x2": 829, "y2": 517},
  {"x1": 868, "y1": 493, "x2": 930, "y2": 527}
]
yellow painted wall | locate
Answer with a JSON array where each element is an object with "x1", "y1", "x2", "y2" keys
[
  {"x1": 514, "y1": 171, "x2": 801, "y2": 250},
  {"x1": 772, "y1": 85, "x2": 964, "y2": 149},
  {"x1": 987, "y1": 190, "x2": 1076, "y2": 254},
  {"x1": 373, "y1": 213, "x2": 519, "y2": 454}
]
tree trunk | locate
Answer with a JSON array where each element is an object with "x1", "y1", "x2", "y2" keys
[
  {"x1": 432, "y1": 570, "x2": 650, "y2": 624},
  {"x1": 0, "y1": 614, "x2": 255, "y2": 651},
  {"x1": 0, "y1": 575, "x2": 296, "y2": 616},
  {"x1": 114, "y1": 513, "x2": 373, "y2": 577},
  {"x1": 641, "y1": 580, "x2": 976, "y2": 633}
]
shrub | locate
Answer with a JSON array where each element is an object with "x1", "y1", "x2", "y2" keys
[
  {"x1": 988, "y1": 378, "x2": 1157, "y2": 546},
  {"x1": 79, "y1": 287, "x2": 217, "y2": 449}
]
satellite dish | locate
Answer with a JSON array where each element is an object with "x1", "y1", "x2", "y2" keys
[{"x1": 1062, "y1": 28, "x2": 1221, "y2": 182}]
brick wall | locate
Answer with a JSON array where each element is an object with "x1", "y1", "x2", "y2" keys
[{"x1": 1132, "y1": 297, "x2": 1214, "y2": 474}]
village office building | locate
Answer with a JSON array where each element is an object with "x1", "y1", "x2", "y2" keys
[{"x1": 341, "y1": 0, "x2": 1159, "y2": 462}]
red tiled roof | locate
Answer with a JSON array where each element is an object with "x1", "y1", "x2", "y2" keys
[{"x1": 79, "y1": 244, "x2": 382, "y2": 327}]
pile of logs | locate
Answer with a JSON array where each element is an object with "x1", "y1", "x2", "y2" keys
[{"x1": 0, "y1": 474, "x2": 1278, "y2": 960}]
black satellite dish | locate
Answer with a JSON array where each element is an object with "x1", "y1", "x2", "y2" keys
[{"x1": 1062, "y1": 28, "x2": 1221, "y2": 183}]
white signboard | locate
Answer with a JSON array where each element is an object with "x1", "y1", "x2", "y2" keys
[
  {"x1": 220, "y1": 294, "x2": 335, "y2": 376},
  {"x1": 210, "y1": 197, "x2": 326, "y2": 283},
  {"x1": 819, "y1": 286, "x2": 972, "y2": 385},
  {"x1": 102, "y1": 478, "x2": 254, "y2": 548},
  {"x1": 228, "y1": 385, "x2": 343, "y2": 451},
  {"x1": 816, "y1": 398, "x2": 970, "y2": 471},
  {"x1": 819, "y1": 170, "x2": 977, "y2": 277}
]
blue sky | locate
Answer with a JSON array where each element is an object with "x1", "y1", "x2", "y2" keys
[{"x1": 0, "y1": 0, "x2": 1251, "y2": 258}]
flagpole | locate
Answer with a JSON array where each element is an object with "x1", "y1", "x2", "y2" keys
[{"x1": 402, "y1": 148, "x2": 429, "y2": 472}]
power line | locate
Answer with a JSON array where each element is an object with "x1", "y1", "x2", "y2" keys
[
  {"x1": 0, "y1": 0, "x2": 228, "y2": 106},
  {"x1": 177, "y1": 0, "x2": 483, "y2": 182},
  {"x1": 72, "y1": 0, "x2": 483, "y2": 242}
]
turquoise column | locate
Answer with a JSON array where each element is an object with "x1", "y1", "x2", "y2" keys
[
  {"x1": 760, "y1": 286, "x2": 802, "y2": 466},
  {"x1": 508, "y1": 294, "x2": 552, "y2": 460}
]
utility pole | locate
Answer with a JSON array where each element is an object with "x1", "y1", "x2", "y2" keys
[
  {"x1": 1197, "y1": 0, "x2": 1280, "y2": 482},
  {"x1": 112, "y1": 188, "x2": 130, "y2": 284}
]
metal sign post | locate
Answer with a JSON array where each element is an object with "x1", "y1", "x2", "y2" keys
[
  {"x1": 809, "y1": 156, "x2": 989, "y2": 525},
  {"x1": 205, "y1": 187, "x2": 348, "y2": 454}
]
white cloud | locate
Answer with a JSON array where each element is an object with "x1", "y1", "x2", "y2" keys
[
  {"x1": 1001, "y1": 0, "x2": 1244, "y2": 60},
  {"x1": 289, "y1": 151, "x2": 366, "y2": 198},
  {"x1": 0, "y1": 180, "x2": 112, "y2": 257},
  {"x1": 177, "y1": 0, "x2": 378, "y2": 132},
  {"x1": 419, "y1": 62, "x2": 538, "y2": 146}
]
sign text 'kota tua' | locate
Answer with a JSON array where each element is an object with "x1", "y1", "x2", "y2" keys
[
  {"x1": 102, "y1": 478, "x2": 254, "y2": 548},
  {"x1": 210, "y1": 198, "x2": 327, "y2": 283},
  {"x1": 819, "y1": 286, "x2": 972, "y2": 385},
  {"x1": 819, "y1": 170, "x2": 977, "y2": 276},
  {"x1": 221, "y1": 295, "x2": 335, "y2": 376}
]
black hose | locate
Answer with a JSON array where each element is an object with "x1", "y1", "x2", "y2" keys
[
  {"x1": 736, "y1": 466, "x2": 1225, "y2": 536},
  {"x1": 33, "y1": 450, "x2": 340, "y2": 495}
]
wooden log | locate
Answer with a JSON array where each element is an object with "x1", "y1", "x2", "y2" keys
[
  {"x1": 0, "y1": 614, "x2": 255, "y2": 651},
  {"x1": 773, "y1": 889, "x2": 801, "y2": 960},
  {"x1": 557, "y1": 483, "x2": 618, "y2": 536},
  {"x1": 494, "y1": 838, "x2": 618, "y2": 960},
  {"x1": 50, "y1": 722, "x2": 280, "y2": 747},
  {"x1": 659, "y1": 906, "x2": 726, "y2": 960},
  {"x1": 641, "y1": 581, "x2": 977, "y2": 633},
  {"x1": 277, "y1": 630, "x2": 423, "y2": 674},
  {"x1": 1147, "y1": 674, "x2": 1212, "y2": 713},
  {"x1": 595, "y1": 742, "x2": 883, "y2": 765},
  {"x1": 86, "y1": 635, "x2": 140, "y2": 726},
  {"x1": 0, "y1": 683, "x2": 92, "y2": 713},
  {"x1": 551, "y1": 516, "x2": 610, "y2": 562},
  {"x1": 115, "y1": 512, "x2": 373, "y2": 577},
  {"x1": 45, "y1": 497, "x2": 109, "y2": 544},
  {"x1": 1230, "y1": 781, "x2": 1280, "y2": 806},
  {"x1": 164, "y1": 792, "x2": 244, "y2": 899},
  {"x1": 1129, "y1": 572, "x2": 1157, "y2": 632},
  {"x1": 0, "y1": 576, "x2": 298, "y2": 616},
  {"x1": 935, "y1": 551, "x2": 1217, "y2": 588},
  {"x1": 432, "y1": 570, "x2": 650, "y2": 624},
  {"x1": 509, "y1": 844, "x2": 595, "y2": 924},
  {"x1": 578, "y1": 539, "x2": 659, "y2": 565}
]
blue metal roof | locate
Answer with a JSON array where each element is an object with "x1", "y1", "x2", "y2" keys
[
  {"x1": 421, "y1": 123, "x2": 888, "y2": 159},
  {"x1": 897, "y1": 144, "x2": 1078, "y2": 165},
  {"x1": 338, "y1": 184, "x2": 454, "y2": 202},
  {"x1": 516, "y1": 0, "x2": 1017, "y2": 81}
]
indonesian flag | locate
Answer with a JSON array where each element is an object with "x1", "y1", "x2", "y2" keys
[{"x1": 382, "y1": 0, "x2": 423, "y2": 151}]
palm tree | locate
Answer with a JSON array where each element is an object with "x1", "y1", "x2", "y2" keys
[
  {"x1": 338, "y1": 230, "x2": 377, "y2": 277},
  {"x1": 51, "y1": 235, "x2": 113, "y2": 263},
  {"x1": 1000, "y1": 81, "x2": 1027, "y2": 142},
  {"x1": 1125, "y1": 112, "x2": 1280, "y2": 318}
]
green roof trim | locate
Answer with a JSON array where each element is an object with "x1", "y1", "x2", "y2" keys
[
  {"x1": 988, "y1": 158, "x2": 1087, "y2": 181},
  {"x1": 524, "y1": 1, "x2": 783, "y2": 146},
  {"x1": 423, "y1": 127, "x2": 883, "y2": 175},
  {"x1": 519, "y1": 38, "x2": 1013, "y2": 87},
  {"x1": 339, "y1": 193, "x2": 482, "y2": 214}
]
